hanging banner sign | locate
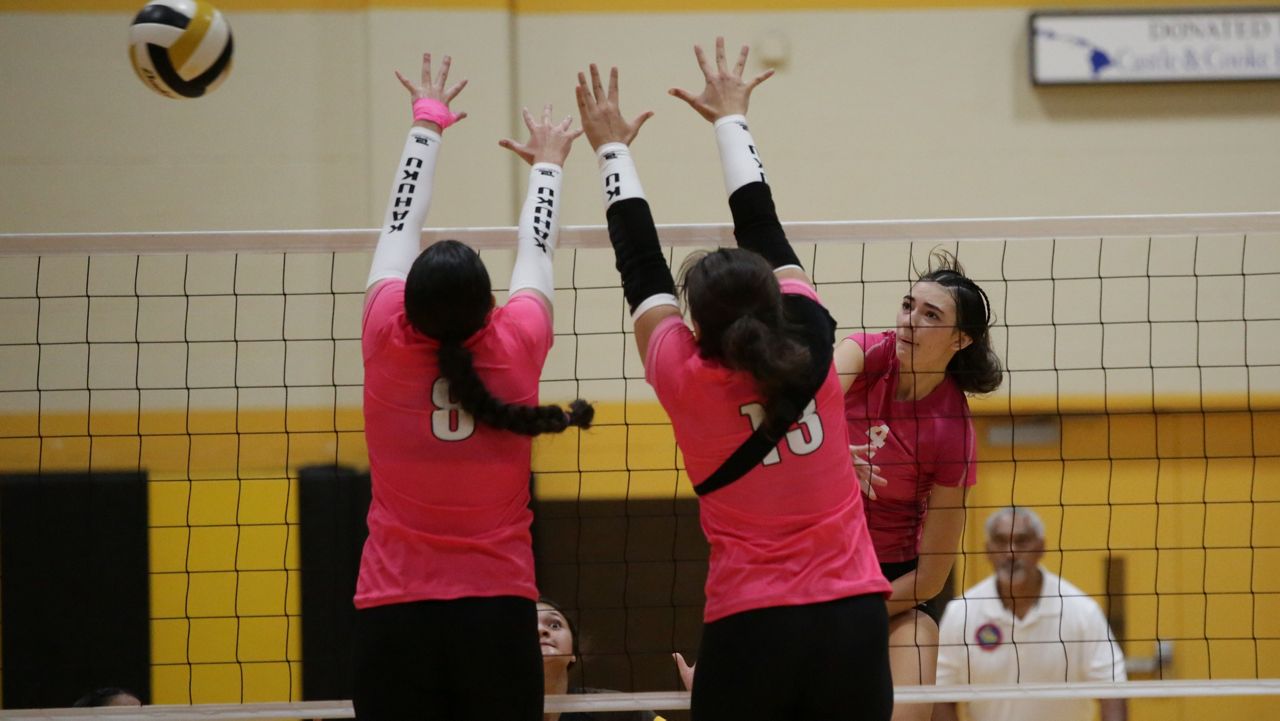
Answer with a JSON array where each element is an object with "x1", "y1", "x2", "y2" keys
[{"x1": 1031, "y1": 8, "x2": 1280, "y2": 84}]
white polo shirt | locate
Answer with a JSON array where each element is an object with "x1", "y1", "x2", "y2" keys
[{"x1": 936, "y1": 567, "x2": 1126, "y2": 721}]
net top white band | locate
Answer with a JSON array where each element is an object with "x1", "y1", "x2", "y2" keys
[
  {"x1": 3, "y1": 681, "x2": 1278, "y2": 719},
  {"x1": 3, "y1": 212, "x2": 1278, "y2": 256}
]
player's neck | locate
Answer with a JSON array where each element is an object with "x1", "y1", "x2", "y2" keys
[{"x1": 895, "y1": 369, "x2": 947, "y2": 401}]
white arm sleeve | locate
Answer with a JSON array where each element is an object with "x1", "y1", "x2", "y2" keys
[
  {"x1": 714, "y1": 114, "x2": 766, "y2": 196},
  {"x1": 366, "y1": 127, "x2": 442, "y2": 288},
  {"x1": 596, "y1": 142, "x2": 647, "y2": 207},
  {"x1": 508, "y1": 162, "x2": 563, "y2": 300}
]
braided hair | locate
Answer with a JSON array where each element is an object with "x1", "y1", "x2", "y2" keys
[{"x1": 404, "y1": 240, "x2": 593, "y2": 435}]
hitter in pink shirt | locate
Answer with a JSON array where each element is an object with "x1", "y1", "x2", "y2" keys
[
  {"x1": 354, "y1": 53, "x2": 591, "y2": 721},
  {"x1": 836, "y1": 254, "x2": 1003, "y2": 721},
  {"x1": 577, "y1": 39, "x2": 892, "y2": 721}
]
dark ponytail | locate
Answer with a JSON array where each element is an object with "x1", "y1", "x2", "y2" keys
[
  {"x1": 681, "y1": 248, "x2": 812, "y2": 437},
  {"x1": 917, "y1": 249, "x2": 1003, "y2": 395},
  {"x1": 405, "y1": 240, "x2": 593, "y2": 436}
]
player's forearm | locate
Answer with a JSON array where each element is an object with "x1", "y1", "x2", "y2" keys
[
  {"x1": 509, "y1": 163, "x2": 563, "y2": 300},
  {"x1": 715, "y1": 116, "x2": 800, "y2": 271},
  {"x1": 367, "y1": 127, "x2": 441, "y2": 287},
  {"x1": 596, "y1": 143, "x2": 676, "y2": 316}
]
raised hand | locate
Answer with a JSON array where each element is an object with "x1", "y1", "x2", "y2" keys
[
  {"x1": 673, "y1": 652, "x2": 695, "y2": 692},
  {"x1": 849, "y1": 443, "x2": 888, "y2": 501},
  {"x1": 669, "y1": 36, "x2": 774, "y2": 123},
  {"x1": 574, "y1": 64, "x2": 654, "y2": 150},
  {"x1": 395, "y1": 52, "x2": 468, "y2": 130},
  {"x1": 499, "y1": 104, "x2": 583, "y2": 167}
]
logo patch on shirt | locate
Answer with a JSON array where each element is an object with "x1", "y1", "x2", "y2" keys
[{"x1": 975, "y1": 622, "x2": 1003, "y2": 651}]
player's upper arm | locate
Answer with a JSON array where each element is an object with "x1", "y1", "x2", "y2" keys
[
  {"x1": 500, "y1": 290, "x2": 556, "y2": 363},
  {"x1": 510, "y1": 287, "x2": 553, "y2": 322},
  {"x1": 364, "y1": 278, "x2": 393, "y2": 316},
  {"x1": 634, "y1": 304, "x2": 683, "y2": 360},
  {"x1": 834, "y1": 337, "x2": 866, "y2": 393}
]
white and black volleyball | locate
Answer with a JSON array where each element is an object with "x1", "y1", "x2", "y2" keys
[{"x1": 129, "y1": 0, "x2": 233, "y2": 99}]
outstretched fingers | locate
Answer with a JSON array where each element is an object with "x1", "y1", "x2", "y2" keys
[
  {"x1": 629, "y1": 110, "x2": 655, "y2": 137},
  {"x1": 420, "y1": 52, "x2": 432, "y2": 85},
  {"x1": 394, "y1": 70, "x2": 415, "y2": 94},
  {"x1": 444, "y1": 77, "x2": 468, "y2": 103},
  {"x1": 668, "y1": 86, "x2": 698, "y2": 108},
  {"x1": 589, "y1": 63, "x2": 606, "y2": 103},
  {"x1": 434, "y1": 55, "x2": 452, "y2": 92},
  {"x1": 608, "y1": 66, "x2": 621, "y2": 103},
  {"x1": 747, "y1": 67, "x2": 775, "y2": 90},
  {"x1": 693, "y1": 43, "x2": 714, "y2": 80},
  {"x1": 733, "y1": 42, "x2": 749, "y2": 77}
]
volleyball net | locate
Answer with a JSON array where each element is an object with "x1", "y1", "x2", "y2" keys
[{"x1": 1, "y1": 213, "x2": 1279, "y2": 718}]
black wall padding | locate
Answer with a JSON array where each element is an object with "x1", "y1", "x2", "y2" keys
[
  {"x1": 298, "y1": 465, "x2": 371, "y2": 701},
  {"x1": 0, "y1": 472, "x2": 150, "y2": 708},
  {"x1": 532, "y1": 496, "x2": 708, "y2": 708}
]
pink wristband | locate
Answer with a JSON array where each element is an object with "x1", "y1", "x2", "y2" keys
[{"x1": 413, "y1": 97, "x2": 461, "y2": 130}]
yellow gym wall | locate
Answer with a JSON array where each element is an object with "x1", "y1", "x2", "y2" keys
[{"x1": 2, "y1": 401, "x2": 1278, "y2": 716}]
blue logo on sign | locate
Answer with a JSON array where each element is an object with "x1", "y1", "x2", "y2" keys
[{"x1": 1036, "y1": 28, "x2": 1114, "y2": 77}]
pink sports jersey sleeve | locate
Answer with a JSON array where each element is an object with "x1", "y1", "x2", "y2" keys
[
  {"x1": 363, "y1": 279, "x2": 405, "y2": 359},
  {"x1": 644, "y1": 315, "x2": 697, "y2": 399},
  {"x1": 851, "y1": 331, "x2": 894, "y2": 378},
  {"x1": 496, "y1": 291, "x2": 555, "y2": 368},
  {"x1": 777, "y1": 277, "x2": 819, "y2": 301}
]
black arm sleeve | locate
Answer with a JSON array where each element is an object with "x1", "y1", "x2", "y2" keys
[
  {"x1": 605, "y1": 197, "x2": 677, "y2": 315},
  {"x1": 727, "y1": 181, "x2": 802, "y2": 270}
]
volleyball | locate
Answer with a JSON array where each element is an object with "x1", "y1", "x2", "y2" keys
[{"x1": 129, "y1": 0, "x2": 233, "y2": 99}]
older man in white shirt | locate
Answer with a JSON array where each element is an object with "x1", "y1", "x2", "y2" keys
[{"x1": 933, "y1": 507, "x2": 1127, "y2": 721}]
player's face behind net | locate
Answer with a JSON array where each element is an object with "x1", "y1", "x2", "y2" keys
[{"x1": 0, "y1": 216, "x2": 1277, "y2": 717}]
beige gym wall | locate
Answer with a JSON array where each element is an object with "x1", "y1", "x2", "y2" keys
[{"x1": 1, "y1": 0, "x2": 1278, "y2": 234}]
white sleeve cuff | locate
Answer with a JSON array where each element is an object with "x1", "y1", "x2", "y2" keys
[
  {"x1": 713, "y1": 114, "x2": 765, "y2": 196},
  {"x1": 596, "y1": 142, "x2": 646, "y2": 208},
  {"x1": 632, "y1": 293, "x2": 680, "y2": 320}
]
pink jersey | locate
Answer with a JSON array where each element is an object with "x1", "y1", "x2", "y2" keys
[
  {"x1": 356, "y1": 280, "x2": 553, "y2": 608},
  {"x1": 646, "y1": 280, "x2": 891, "y2": 622},
  {"x1": 843, "y1": 330, "x2": 977, "y2": 563}
]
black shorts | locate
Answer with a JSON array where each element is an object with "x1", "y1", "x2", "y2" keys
[
  {"x1": 353, "y1": 596, "x2": 543, "y2": 721},
  {"x1": 879, "y1": 559, "x2": 945, "y2": 625},
  {"x1": 691, "y1": 594, "x2": 893, "y2": 721}
]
